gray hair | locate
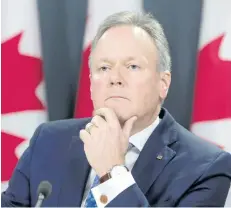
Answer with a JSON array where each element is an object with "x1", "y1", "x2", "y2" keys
[{"x1": 89, "y1": 11, "x2": 171, "y2": 72}]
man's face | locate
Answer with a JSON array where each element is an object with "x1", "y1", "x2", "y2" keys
[{"x1": 90, "y1": 25, "x2": 170, "y2": 123}]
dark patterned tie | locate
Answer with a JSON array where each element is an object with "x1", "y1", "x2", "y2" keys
[{"x1": 84, "y1": 175, "x2": 100, "y2": 207}]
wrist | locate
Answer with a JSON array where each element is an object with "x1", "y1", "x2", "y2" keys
[
  {"x1": 99, "y1": 164, "x2": 129, "y2": 183},
  {"x1": 98, "y1": 158, "x2": 125, "y2": 177}
]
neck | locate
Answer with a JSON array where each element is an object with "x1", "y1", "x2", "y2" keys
[{"x1": 128, "y1": 105, "x2": 161, "y2": 136}]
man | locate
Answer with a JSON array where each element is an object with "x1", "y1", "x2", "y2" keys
[{"x1": 2, "y1": 11, "x2": 231, "y2": 207}]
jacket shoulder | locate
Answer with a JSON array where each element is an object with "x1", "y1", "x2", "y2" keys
[
  {"x1": 31, "y1": 117, "x2": 92, "y2": 147},
  {"x1": 41, "y1": 117, "x2": 91, "y2": 132},
  {"x1": 174, "y1": 122, "x2": 230, "y2": 165}
]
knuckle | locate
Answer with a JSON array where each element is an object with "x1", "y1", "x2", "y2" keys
[
  {"x1": 79, "y1": 129, "x2": 84, "y2": 139},
  {"x1": 79, "y1": 129, "x2": 83, "y2": 135},
  {"x1": 91, "y1": 115, "x2": 98, "y2": 123}
]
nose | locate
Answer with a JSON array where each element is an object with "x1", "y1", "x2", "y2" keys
[
  {"x1": 110, "y1": 80, "x2": 122, "y2": 86},
  {"x1": 109, "y1": 68, "x2": 124, "y2": 86}
]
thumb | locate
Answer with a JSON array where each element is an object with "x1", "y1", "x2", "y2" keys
[{"x1": 122, "y1": 116, "x2": 138, "y2": 139}]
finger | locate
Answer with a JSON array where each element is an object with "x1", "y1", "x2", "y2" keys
[
  {"x1": 79, "y1": 129, "x2": 91, "y2": 144},
  {"x1": 85, "y1": 122, "x2": 97, "y2": 134},
  {"x1": 91, "y1": 115, "x2": 106, "y2": 127},
  {"x1": 94, "y1": 108, "x2": 119, "y2": 125},
  {"x1": 122, "y1": 116, "x2": 137, "y2": 139}
]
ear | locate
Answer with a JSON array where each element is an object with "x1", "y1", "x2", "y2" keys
[{"x1": 160, "y1": 71, "x2": 171, "y2": 100}]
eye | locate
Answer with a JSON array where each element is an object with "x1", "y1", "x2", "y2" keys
[
  {"x1": 99, "y1": 66, "x2": 109, "y2": 71},
  {"x1": 128, "y1": 64, "x2": 140, "y2": 70}
]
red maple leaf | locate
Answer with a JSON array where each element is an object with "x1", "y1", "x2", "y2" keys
[
  {"x1": 1, "y1": 133, "x2": 24, "y2": 181},
  {"x1": 2, "y1": 33, "x2": 44, "y2": 113},
  {"x1": 192, "y1": 34, "x2": 231, "y2": 123},
  {"x1": 1, "y1": 33, "x2": 45, "y2": 181}
]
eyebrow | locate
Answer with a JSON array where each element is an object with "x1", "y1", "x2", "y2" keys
[
  {"x1": 98, "y1": 56, "x2": 138, "y2": 63},
  {"x1": 125, "y1": 56, "x2": 138, "y2": 61},
  {"x1": 98, "y1": 58, "x2": 113, "y2": 64}
]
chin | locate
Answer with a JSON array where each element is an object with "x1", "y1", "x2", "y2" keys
[
  {"x1": 95, "y1": 102, "x2": 135, "y2": 122},
  {"x1": 113, "y1": 108, "x2": 133, "y2": 123}
]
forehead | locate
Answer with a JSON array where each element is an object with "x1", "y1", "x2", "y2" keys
[{"x1": 92, "y1": 25, "x2": 157, "y2": 62}]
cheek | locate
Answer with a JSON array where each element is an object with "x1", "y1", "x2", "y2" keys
[
  {"x1": 131, "y1": 75, "x2": 159, "y2": 105},
  {"x1": 91, "y1": 78, "x2": 106, "y2": 100}
]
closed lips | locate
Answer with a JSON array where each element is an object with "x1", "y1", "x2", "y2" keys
[{"x1": 106, "y1": 96, "x2": 128, "y2": 100}]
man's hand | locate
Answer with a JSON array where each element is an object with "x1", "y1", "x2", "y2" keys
[{"x1": 79, "y1": 108, "x2": 137, "y2": 177}]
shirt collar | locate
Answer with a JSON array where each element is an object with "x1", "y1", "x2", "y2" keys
[{"x1": 129, "y1": 116, "x2": 160, "y2": 152}]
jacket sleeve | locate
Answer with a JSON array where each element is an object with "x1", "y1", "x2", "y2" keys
[
  {"x1": 175, "y1": 151, "x2": 231, "y2": 207},
  {"x1": 1, "y1": 124, "x2": 44, "y2": 207},
  {"x1": 106, "y1": 151, "x2": 231, "y2": 207},
  {"x1": 105, "y1": 183, "x2": 150, "y2": 207}
]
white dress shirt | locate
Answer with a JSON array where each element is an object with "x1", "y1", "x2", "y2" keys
[{"x1": 81, "y1": 116, "x2": 160, "y2": 207}]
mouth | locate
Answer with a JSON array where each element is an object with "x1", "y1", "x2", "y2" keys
[{"x1": 106, "y1": 96, "x2": 128, "y2": 100}]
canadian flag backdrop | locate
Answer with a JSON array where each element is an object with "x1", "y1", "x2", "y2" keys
[
  {"x1": 191, "y1": 0, "x2": 231, "y2": 159},
  {"x1": 191, "y1": 0, "x2": 231, "y2": 205},
  {"x1": 1, "y1": 0, "x2": 230, "y2": 204},
  {"x1": 74, "y1": 0, "x2": 143, "y2": 118},
  {"x1": 1, "y1": 0, "x2": 47, "y2": 191}
]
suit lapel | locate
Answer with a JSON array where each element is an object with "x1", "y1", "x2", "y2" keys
[
  {"x1": 132, "y1": 108, "x2": 178, "y2": 195},
  {"x1": 58, "y1": 119, "x2": 91, "y2": 207}
]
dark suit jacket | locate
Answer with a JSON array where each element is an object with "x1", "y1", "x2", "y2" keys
[{"x1": 2, "y1": 108, "x2": 231, "y2": 207}]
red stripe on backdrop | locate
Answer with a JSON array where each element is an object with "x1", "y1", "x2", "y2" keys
[{"x1": 74, "y1": 45, "x2": 93, "y2": 118}]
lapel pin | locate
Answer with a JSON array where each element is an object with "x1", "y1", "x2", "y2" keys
[{"x1": 157, "y1": 154, "x2": 163, "y2": 160}]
